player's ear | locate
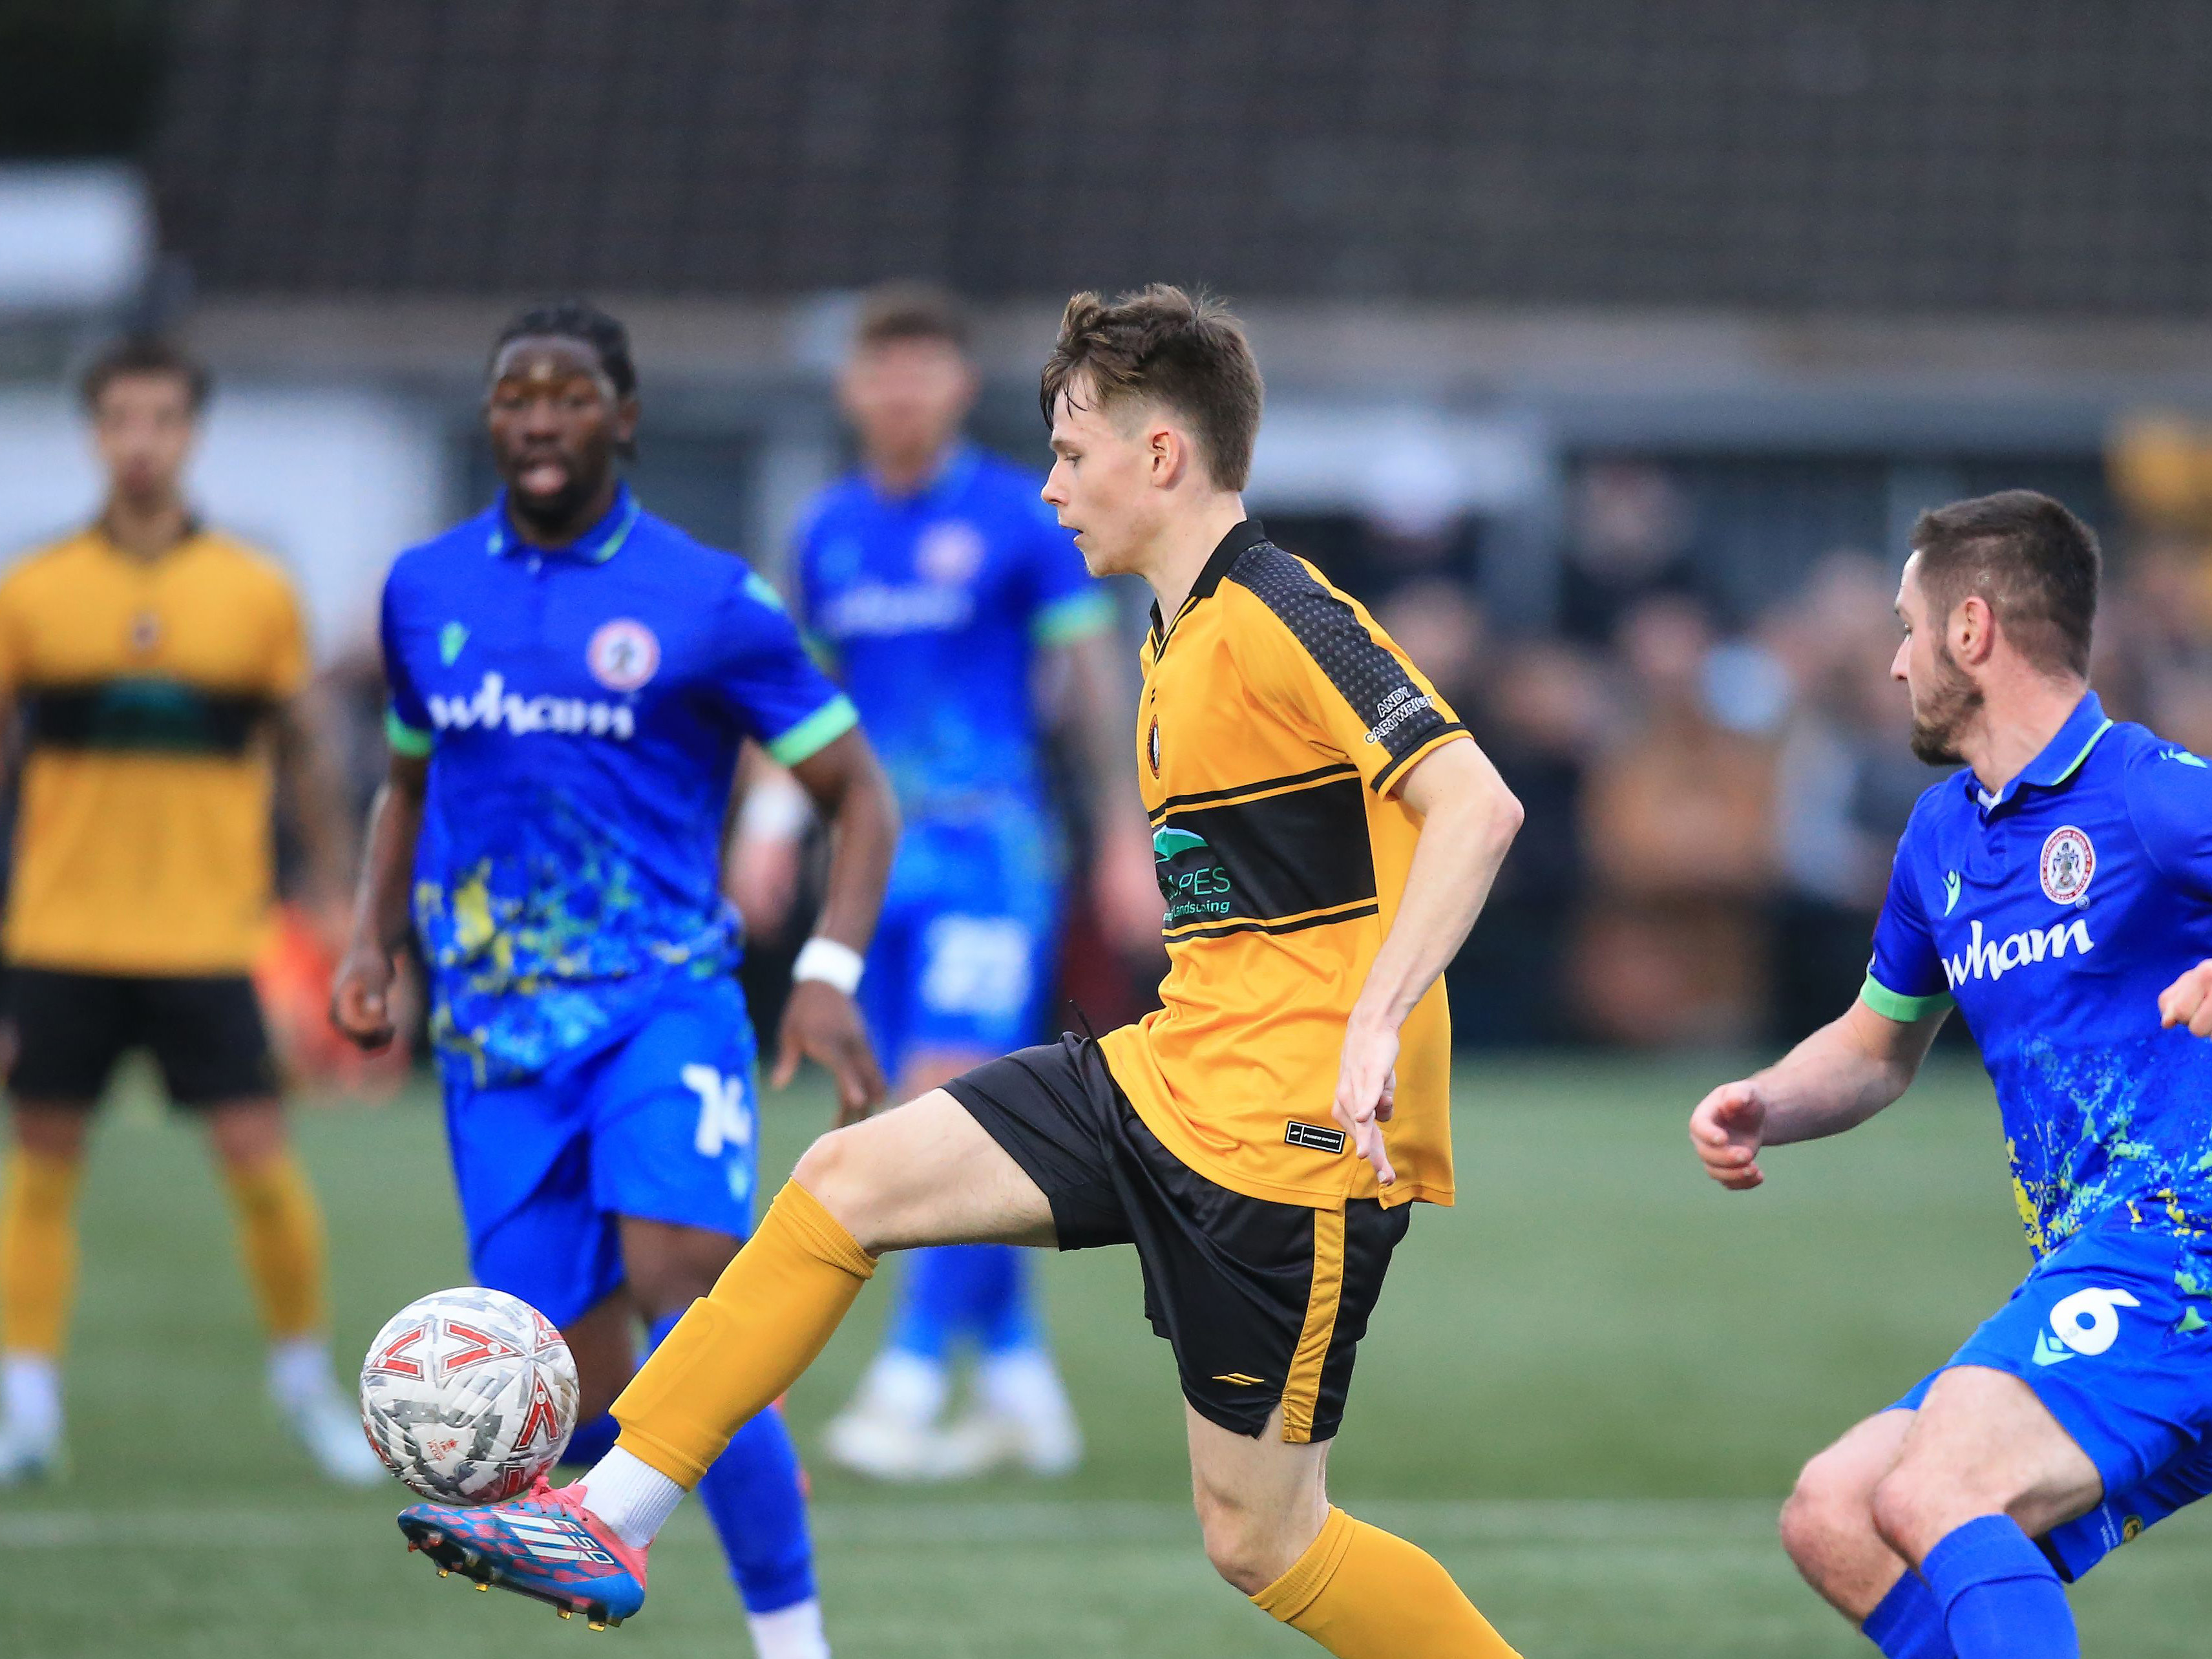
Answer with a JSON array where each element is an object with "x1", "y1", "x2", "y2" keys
[
  {"x1": 613, "y1": 394, "x2": 643, "y2": 454},
  {"x1": 1148, "y1": 421, "x2": 1186, "y2": 490},
  {"x1": 1955, "y1": 593, "x2": 1996, "y2": 665}
]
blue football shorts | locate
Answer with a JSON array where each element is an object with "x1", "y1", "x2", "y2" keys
[
  {"x1": 861, "y1": 817, "x2": 1059, "y2": 1073},
  {"x1": 440, "y1": 973, "x2": 762, "y2": 1327},
  {"x1": 1891, "y1": 1213, "x2": 2212, "y2": 1579}
]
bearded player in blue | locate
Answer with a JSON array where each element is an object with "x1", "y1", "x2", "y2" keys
[
  {"x1": 1690, "y1": 491, "x2": 2212, "y2": 1659},
  {"x1": 332, "y1": 304, "x2": 898, "y2": 1654},
  {"x1": 733, "y1": 286, "x2": 1155, "y2": 1480}
]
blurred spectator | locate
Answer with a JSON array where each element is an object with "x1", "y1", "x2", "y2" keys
[
  {"x1": 1559, "y1": 461, "x2": 1709, "y2": 645},
  {"x1": 2095, "y1": 534, "x2": 2212, "y2": 756},
  {"x1": 1765, "y1": 553, "x2": 1942, "y2": 1042},
  {"x1": 1456, "y1": 639, "x2": 1608, "y2": 1046},
  {"x1": 1574, "y1": 595, "x2": 1777, "y2": 1045}
]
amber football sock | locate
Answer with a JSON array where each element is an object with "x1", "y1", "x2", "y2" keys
[
  {"x1": 1253, "y1": 1506, "x2": 1521, "y2": 1658},
  {"x1": 0, "y1": 1147, "x2": 83, "y2": 1358},
  {"x1": 613, "y1": 1180, "x2": 877, "y2": 1487},
  {"x1": 223, "y1": 1153, "x2": 328, "y2": 1340}
]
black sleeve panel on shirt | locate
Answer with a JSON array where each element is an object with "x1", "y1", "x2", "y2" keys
[{"x1": 1226, "y1": 543, "x2": 1464, "y2": 792}]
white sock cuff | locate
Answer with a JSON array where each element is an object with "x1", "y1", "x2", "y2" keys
[
  {"x1": 748, "y1": 1596, "x2": 830, "y2": 1659},
  {"x1": 1, "y1": 1353, "x2": 62, "y2": 1434},
  {"x1": 582, "y1": 1446, "x2": 685, "y2": 1550},
  {"x1": 267, "y1": 1337, "x2": 334, "y2": 1402}
]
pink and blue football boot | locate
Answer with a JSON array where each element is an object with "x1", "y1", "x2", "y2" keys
[{"x1": 399, "y1": 1477, "x2": 648, "y2": 1628}]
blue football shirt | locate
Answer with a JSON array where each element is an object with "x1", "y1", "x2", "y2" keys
[
  {"x1": 792, "y1": 445, "x2": 1110, "y2": 824},
  {"x1": 1866, "y1": 691, "x2": 2212, "y2": 1254},
  {"x1": 381, "y1": 483, "x2": 856, "y2": 1086}
]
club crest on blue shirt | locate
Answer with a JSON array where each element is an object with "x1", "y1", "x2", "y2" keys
[
  {"x1": 916, "y1": 520, "x2": 985, "y2": 586},
  {"x1": 586, "y1": 618, "x2": 660, "y2": 693},
  {"x1": 2040, "y1": 825, "x2": 2095, "y2": 906}
]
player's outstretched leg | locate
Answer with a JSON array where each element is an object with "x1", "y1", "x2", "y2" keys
[
  {"x1": 1190, "y1": 1404, "x2": 1521, "y2": 1658},
  {"x1": 396, "y1": 1090, "x2": 1053, "y2": 1623}
]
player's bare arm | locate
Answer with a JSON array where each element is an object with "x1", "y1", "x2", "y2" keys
[
  {"x1": 273, "y1": 681, "x2": 360, "y2": 941},
  {"x1": 1335, "y1": 736, "x2": 1522, "y2": 1185},
  {"x1": 775, "y1": 726, "x2": 898, "y2": 1124},
  {"x1": 1689, "y1": 999, "x2": 1944, "y2": 1190},
  {"x1": 330, "y1": 749, "x2": 428, "y2": 1051}
]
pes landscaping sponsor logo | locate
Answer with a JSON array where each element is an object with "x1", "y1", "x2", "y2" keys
[
  {"x1": 427, "y1": 671, "x2": 636, "y2": 740},
  {"x1": 1940, "y1": 916, "x2": 2093, "y2": 989},
  {"x1": 1153, "y1": 826, "x2": 1233, "y2": 924}
]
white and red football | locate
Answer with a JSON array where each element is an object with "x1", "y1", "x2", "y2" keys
[{"x1": 359, "y1": 1287, "x2": 579, "y2": 1505}]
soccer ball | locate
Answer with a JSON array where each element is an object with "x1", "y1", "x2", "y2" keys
[{"x1": 359, "y1": 1287, "x2": 580, "y2": 1505}]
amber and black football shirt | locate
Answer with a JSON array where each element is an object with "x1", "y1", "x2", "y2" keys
[
  {"x1": 1097, "y1": 519, "x2": 1468, "y2": 1210},
  {"x1": 0, "y1": 524, "x2": 309, "y2": 974}
]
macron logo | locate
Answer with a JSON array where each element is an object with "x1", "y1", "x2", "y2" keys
[
  {"x1": 1942, "y1": 916, "x2": 2094, "y2": 989},
  {"x1": 427, "y1": 671, "x2": 635, "y2": 741}
]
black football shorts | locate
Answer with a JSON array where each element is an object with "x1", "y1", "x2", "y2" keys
[
  {"x1": 945, "y1": 1033, "x2": 1409, "y2": 1442},
  {"x1": 7, "y1": 967, "x2": 278, "y2": 1107}
]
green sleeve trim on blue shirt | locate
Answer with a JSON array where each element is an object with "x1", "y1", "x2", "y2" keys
[
  {"x1": 766, "y1": 695, "x2": 859, "y2": 766},
  {"x1": 385, "y1": 707, "x2": 433, "y2": 757},
  {"x1": 1859, "y1": 974, "x2": 1953, "y2": 1024},
  {"x1": 1031, "y1": 590, "x2": 1114, "y2": 646}
]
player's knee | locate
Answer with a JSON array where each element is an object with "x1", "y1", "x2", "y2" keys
[
  {"x1": 1192, "y1": 1491, "x2": 1300, "y2": 1596},
  {"x1": 1780, "y1": 1449, "x2": 1873, "y2": 1580},
  {"x1": 1869, "y1": 1461, "x2": 1957, "y2": 1561},
  {"x1": 791, "y1": 1126, "x2": 889, "y2": 1245}
]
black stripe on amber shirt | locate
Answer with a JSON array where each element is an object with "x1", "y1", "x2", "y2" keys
[
  {"x1": 1147, "y1": 762, "x2": 1360, "y2": 821},
  {"x1": 23, "y1": 681, "x2": 275, "y2": 758},
  {"x1": 1164, "y1": 900, "x2": 1381, "y2": 943},
  {"x1": 1155, "y1": 771, "x2": 1377, "y2": 929}
]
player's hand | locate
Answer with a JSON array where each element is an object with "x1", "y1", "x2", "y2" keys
[
  {"x1": 1332, "y1": 1013, "x2": 1400, "y2": 1187},
  {"x1": 2159, "y1": 959, "x2": 2212, "y2": 1038},
  {"x1": 330, "y1": 942, "x2": 397, "y2": 1051},
  {"x1": 1689, "y1": 1079, "x2": 1768, "y2": 1190},
  {"x1": 773, "y1": 980, "x2": 887, "y2": 1125}
]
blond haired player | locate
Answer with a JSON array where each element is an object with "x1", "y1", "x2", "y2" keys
[{"x1": 395, "y1": 288, "x2": 1527, "y2": 1655}]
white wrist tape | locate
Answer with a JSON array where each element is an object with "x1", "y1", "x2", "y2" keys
[{"x1": 792, "y1": 936, "x2": 864, "y2": 995}]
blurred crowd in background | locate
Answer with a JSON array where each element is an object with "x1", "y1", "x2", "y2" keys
[
  {"x1": 21, "y1": 1, "x2": 2212, "y2": 1073},
  {"x1": 264, "y1": 428, "x2": 2212, "y2": 1075}
]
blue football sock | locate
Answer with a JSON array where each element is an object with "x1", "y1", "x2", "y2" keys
[
  {"x1": 560, "y1": 1411, "x2": 620, "y2": 1468},
  {"x1": 1921, "y1": 1515, "x2": 2076, "y2": 1659},
  {"x1": 882, "y1": 1246, "x2": 959, "y2": 1363},
  {"x1": 647, "y1": 1311, "x2": 817, "y2": 1614},
  {"x1": 888, "y1": 1242, "x2": 1040, "y2": 1361},
  {"x1": 969, "y1": 1243, "x2": 1040, "y2": 1357},
  {"x1": 1862, "y1": 1569, "x2": 1955, "y2": 1659}
]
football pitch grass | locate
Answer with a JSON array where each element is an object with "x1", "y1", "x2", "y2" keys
[{"x1": 8, "y1": 1054, "x2": 2211, "y2": 1657}]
